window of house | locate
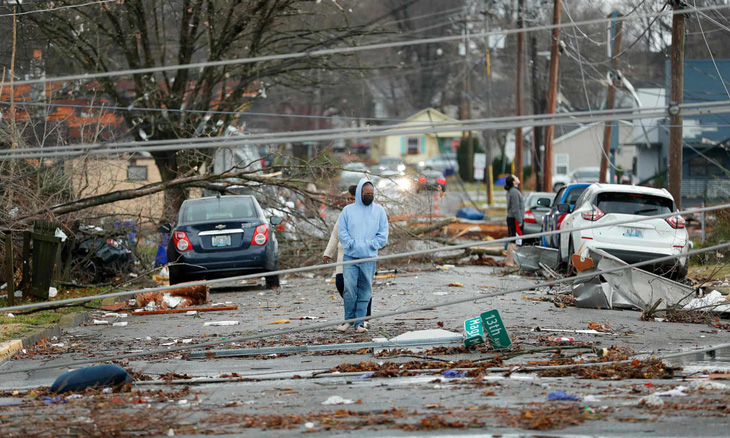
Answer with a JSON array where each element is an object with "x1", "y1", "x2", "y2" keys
[
  {"x1": 555, "y1": 154, "x2": 569, "y2": 175},
  {"x1": 127, "y1": 165, "x2": 148, "y2": 181},
  {"x1": 407, "y1": 137, "x2": 420, "y2": 155},
  {"x1": 689, "y1": 156, "x2": 726, "y2": 177}
]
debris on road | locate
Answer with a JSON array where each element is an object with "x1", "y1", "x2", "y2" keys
[
  {"x1": 683, "y1": 290, "x2": 730, "y2": 313},
  {"x1": 51, "y1": 364, "x2": 132, "y2": 394},
  {"x1": 265, "y1": 319, "x2": 291, "y2": 325},
  {"x1": 321, "y1": 395, "x2": 356, "y2": 405},
  {"x1": 546, "y1": 391, "x2": 580, "y2": 401},
  {"x1": 203, "y1": 321, "x2": 240, "y2": 326},
  {"x1": 134, "y1": 284, "x2": 210, "y2": 311},
  {"x1": 513, "y1": 246, "x2": 559, "y2": 272},
  {"x1": 132, "y1": 305, "x2": 238, "y2": 316}
]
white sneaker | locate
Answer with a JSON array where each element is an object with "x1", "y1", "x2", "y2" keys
[
  {"x1": 356, "y1": 326, "x2": 368, "y2": 333},
  {"x1": 336, "y1": 323, "x2": 351, "y2": 332},
  {"x1": 363, "y1": 321, "x2": 370, "y2": 329}
]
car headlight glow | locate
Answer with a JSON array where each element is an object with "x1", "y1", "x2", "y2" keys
[
  {"x1": 397, "y1": 164, "x2": 406, "y2": 172},
  {"x1": 396, "y1": 177, "x2": 412, "y2": 191}
]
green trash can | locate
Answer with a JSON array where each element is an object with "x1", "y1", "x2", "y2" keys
[{"x1": 30, "y1": 220, "x2": 61, "y2": 300}]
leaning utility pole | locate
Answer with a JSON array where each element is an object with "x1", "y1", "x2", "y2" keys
[
  {"x1": 542, "y1": 0, "x2": 562, "y2": 192},
  {"x1": 599, "y1": 12, "x2": 623, "y2": 184},
  {"x1": 514, "y1": 0, "x2": 524, "y2": 187},
  {"x1": 461, "y1": 15, "x2": 474, "y2": 182},
  {"x1": 530, "y1": 36, "x2": 545, "y2": 192},
  {"x1": 669, "y1": 1, "x2": 686, "y2": 209}
]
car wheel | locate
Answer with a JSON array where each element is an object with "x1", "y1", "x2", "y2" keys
[
  {"x1": 266, "y1": 274, "x2": 280, "y2": 288},
  {"x1": 70, "y1": 256, "x2": 101, "y2": 285}
]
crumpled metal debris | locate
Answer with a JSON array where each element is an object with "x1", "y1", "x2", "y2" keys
[
  {"x1": 513, "y1": 246, "x2": 559, "y2": 272},
  {"x1": 571, "y1": 249, "x2": 693, "y2": 311}
]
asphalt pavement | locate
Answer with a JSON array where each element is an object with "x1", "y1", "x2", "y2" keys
[{"x1": 2, "y1": 264, "x2": 730, "y2": 436}]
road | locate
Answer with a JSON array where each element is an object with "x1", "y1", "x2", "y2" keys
[{"x1": 2, "y1": 264, "x2": 730, "y2": 436}]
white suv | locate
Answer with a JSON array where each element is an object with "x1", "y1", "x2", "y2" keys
[{"x1": 558, "y1": 184, "x2": 689, "y2": 279}]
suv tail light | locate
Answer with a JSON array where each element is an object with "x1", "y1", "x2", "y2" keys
[
  {"x1": 581, "y1": 205, "x2": 605, "y2": 221},
  {"x1": 251, "y1": 224, "x2": 270, "y2": 246},
  {"x1": 173, "y1": 231, "x2": 192, "y2": 252},
  {"x1": 436, "y1": 178, "x2": 446, "y2": 185},
  {"x1": 666, "y1": 215, "x2": 685, "y2": 229},
  {"x1": 524, "y1": 210, "x2": 537, "y2": 223},
  {"x1": 557, "y1": 214, "x2": 567, "y2": 229},
  {"x1": 418, "y1": 177, "x2": 427, "y2": 184}
]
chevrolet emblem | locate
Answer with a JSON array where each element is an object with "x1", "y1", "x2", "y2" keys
[{"x1": 215, "y1": 224, "x2": 226, "y2": 230}]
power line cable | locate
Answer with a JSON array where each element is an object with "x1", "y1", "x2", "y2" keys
[
  {"x1": 0, "y1": 0, "x2": 115, "y2": 17},
  {"x1": 4, "y1": 102, "x2": 729, "y2": 160},
  {"x1": 2, "y1": 4, "x2": 729, "y2": 88}
]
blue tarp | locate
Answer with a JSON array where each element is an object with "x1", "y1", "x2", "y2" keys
[{"x1": 456, "y1": 207, "x2": 485, "y2": 221}]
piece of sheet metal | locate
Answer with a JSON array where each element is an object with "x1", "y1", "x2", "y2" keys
[
  {"x1": 588, "y1": 248, "x2": 693, "y2": 310},
  {"x1": 514, "y1": 246, "x2": 560, "y2": 271}
]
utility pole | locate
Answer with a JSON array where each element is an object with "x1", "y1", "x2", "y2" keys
[
  {"x1": 484, "y1": 10, "x2": 494, "y2": 204},
  {"x1": 530, "y1": 36, "x2": 544, "y2": 192},
  {"x1": 514, "y1": 0, "x2": 524, "y2": 188},
  {"x1": 461, "y1": 15, "x2": 474, "y2": 182},
  {"x1": 543, "y1": 0, "x2": 562, "y2": 192},
  {"x1": 669, "y1": 1, "x2": 686, "y2": 209},
  {"x1": 599, "y1": 12, "x2": 623, "y2": 184}
]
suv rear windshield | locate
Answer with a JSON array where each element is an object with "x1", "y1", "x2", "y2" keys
[
  {"x1": 595, "y1": 192, "x2": 674, "y2": 216},
  {"x1": 180, "y1": 197, "x2": 257, "y2": 224},
  {"x1": 565, "y1": 186, "x2": 587, "y2": 204}
]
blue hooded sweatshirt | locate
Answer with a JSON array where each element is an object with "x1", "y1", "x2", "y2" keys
[{"x1": 338, "y1": 179, "x2": 389, "y2": 259}]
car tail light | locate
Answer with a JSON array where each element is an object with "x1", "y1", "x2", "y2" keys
[
  {"x1": 524, "y1": 210, "x2": 537, "y2": 224},
  {"x1": 173, "y1": 231, "x2": 192, "y2": 252},
  {"x1": 581, "y1": 205, "x2": 605, "y2": 221},
  {"x1": 276, "y1": 220, "x2": 286, "y2": 232},
  {"x1": 106, "y1": 238, "x2": 120, "y2": 248},
  {"x1": 251, "y1": 224, "x2": 270, "y2": 246},
  {"x1": 436, "y1": 178, "x2": 446, "y2": 185},
  {"x1": 260, "y1": 158, "x2": 266, "y2": 168},
  {"x1": 666, "y1": 215, "x2": 685, "y2": 229},
  {"x1": 418, "y1": 177, "x2": 427, "y2": 184}
]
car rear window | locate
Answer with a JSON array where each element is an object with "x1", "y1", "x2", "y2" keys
[
  {"x1": 180, "y1": 197, "x2": 257, "y2": 224},
  {"x1": 565, "y1": 186, "x2": 587, "y2": 204},
  {"x1": 595, "y1": 192, "x2": 674, "y2": 216},
  {"x1": 576, "y1": 170, "x2": 599, "y2": 179}
]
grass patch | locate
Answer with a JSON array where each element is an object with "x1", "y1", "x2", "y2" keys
[{"x1": 0, "y1": 285, "x2": 111, "y2": 343}]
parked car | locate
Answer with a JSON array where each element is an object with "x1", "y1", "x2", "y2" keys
[
  {"x1": 339, "y1": 162, "x2": 368, "y2": 189},
  {"x1": 541, "y1": 183, "x2": 590, "y2": 248},
  {"x1": 522, "y1": 192, "x2": 556, "y2": 243},
  {"x1": 161, "y1": 195, "x2": 283, "y2": 287},
  {"x1": 416, "y1": 170, "x2": 447, "y2": 192},
  {"x1": 375, "y1": 156, "x2": 406, "y2": 173},
  {"x1": 558, "y1": 184, "x2": 689, "y2": 279},
  {"x1": 376, "y1": 170, "x2": 413, "y2": 196},
  {"x1": 418, "y1": 153, "x2": 459, "y2": 176},
  {"x1": 551, "y1": 166, "x2": 605, "y2": 192}
]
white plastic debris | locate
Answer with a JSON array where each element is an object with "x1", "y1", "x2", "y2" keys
[
  {"x1": 688, "y1": 380, "x2": 730, "y2": 391},
  {"x1": 66, "y1": 394, "x2": 84, "y2": 400},
  {"x1": 683, "y1": 290, "x2": 730, "y2": 312},
  {"x1": 305, "y1": 422, "x2": 315, "y2": 429},
  {"x1": 161, "y1": 340, "x2": 178, "y2": 346},
  {"x1": 144, "y1": 301, "x2": 158, "y2": 312},
  {"x1": 93, "y1": 319, "x2": 109, "y2": 325},
  {"x1": 7, "y1": 313, "x2": 14, "y2": 318},
  {"x1": 178, "y1": 399, "x2": 188, "y2": 405},
  {"x1": 639, "y1": 394, "x2": 664, "y2": 407},
  {"x1": 182, "y1": 339, "x2": 193, "y2": 344},
  {"x1": 48, "y1": 287, "x2": 58, "y2": 298},
  {"x1": 203, "y1": 321, "x2": 239, "y2": 326},
  {"x1": 185, "y1": 311, "x2": 198, "y2": 316},
  {"x1": 321, "y1": 396, "x2": 355, "y2": 405},
  {"x1": 159, "y1": 266, "x2": 169, "y2": 277},
  {"x1": 654, "y1": 386, "x2": 688, "y2": 397},
  {"x1": 167, "y1": 428, "x2": 175, "y2": 437},
  {"x1": 162, "y1": 293, "x2": 184, "y2": 309},
  {"x1": 104, "y1": 313, "x2": 120, "y2": 318},
  {"x1": 102, "y1": 387, "x2": 113, "y2": 394},
  {"x1": 51, "y1": 343, "x2": 64, "y2": 348},
  {"x1": 54, "y1": 228, "x2": 68, "y2": 242},
  {"x1": 112, "y1": 322, "x2": 128, "y2": 327},
  {"x1": 129, "y1": 273, "x2": 138, "y2": 278}
]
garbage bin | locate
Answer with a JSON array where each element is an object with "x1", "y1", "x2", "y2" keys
[{"x1": 30, "y1": 220, "x2": 61, "y2": 300}]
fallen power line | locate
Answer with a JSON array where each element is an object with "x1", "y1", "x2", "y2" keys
[
  {"x1": 1, "y1": 201, "x2": 727, "y2": 315},
  {"x1": 1, "y1": 237, "x2": 728, "y2": 376}
]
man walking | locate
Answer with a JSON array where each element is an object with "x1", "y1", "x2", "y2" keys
[{"x1": 337, "y1": 179, "x2": 388, "y2": 333}]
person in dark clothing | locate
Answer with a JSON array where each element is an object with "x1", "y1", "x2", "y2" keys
[{"x1": 504, "y1": 175, "x2": 524, "y2": 267}]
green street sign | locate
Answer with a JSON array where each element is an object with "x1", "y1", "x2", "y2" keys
[
  {"x1": 480, "y1": 309, "x2": 512, "y2": 350},
  {"x1": 463, "y1": 316, "x2": 485, "y2": 347}
]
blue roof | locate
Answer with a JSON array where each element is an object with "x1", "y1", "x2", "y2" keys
[{"x1": 666, "y1": 59, "x2": 730, "y2": 144}]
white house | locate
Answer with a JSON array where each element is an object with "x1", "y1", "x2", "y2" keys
[{"x1": 552, "y1": 121, "x2": 636, "y2": 178}]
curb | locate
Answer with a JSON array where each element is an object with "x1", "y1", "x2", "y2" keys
[{"x1": 1, "y1": 311, "x2": 92, "y2": 364}]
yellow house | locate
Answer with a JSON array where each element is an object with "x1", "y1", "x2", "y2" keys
[
  {"x1": 370, "y1": 108, "x2": 467, "y2": 165},
  {"x1": 66, "y1": 154, "x2": 167, "y2": 221}
]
